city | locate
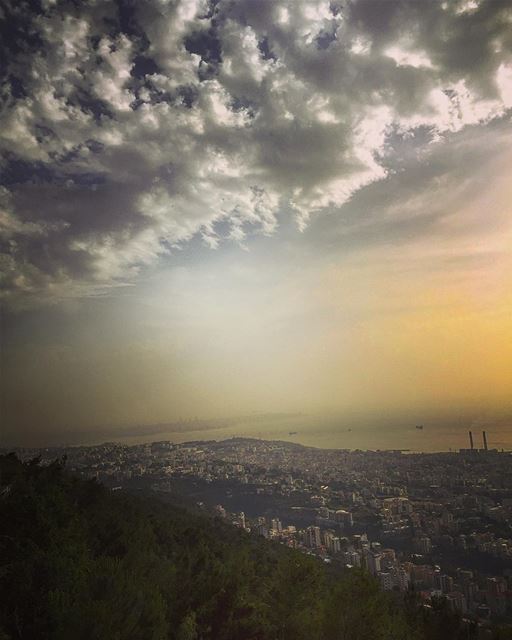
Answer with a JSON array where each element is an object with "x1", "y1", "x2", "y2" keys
[
  {"x1": 9, "y1": 433, "x2": 512, "y2": 630},
  {"x1": 2, "y1": 0, "x2": 512, "y2": 637}
]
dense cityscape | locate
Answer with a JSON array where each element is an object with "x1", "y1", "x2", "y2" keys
[
  {"x1": 2, "y1": 0, "x2": 512, "y2": 637},
  {"x1": 10, "y1": 432, "x2": 512, "y2": 631}
]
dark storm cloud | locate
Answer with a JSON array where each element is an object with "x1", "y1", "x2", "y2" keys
[{"x1": 1, "y1": 0, "x2": 511, "y2": 305}]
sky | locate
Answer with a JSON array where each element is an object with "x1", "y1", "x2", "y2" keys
[{"x1": 1, "y1": 0, "x2": 512, "y2": 447}]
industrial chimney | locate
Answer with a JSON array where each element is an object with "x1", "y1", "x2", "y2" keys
[
  {"x1": 469, "y1": 431, "x2": 474, "y2": 450},
  {"x1": 482, "y1": 431, "x2": 488, "y2": 451}
]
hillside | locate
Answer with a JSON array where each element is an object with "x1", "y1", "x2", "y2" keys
[{"x1": 0, "y1": 453, "x2": 501, "y2": 640}]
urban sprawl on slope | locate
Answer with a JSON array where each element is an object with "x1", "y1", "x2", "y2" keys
[{"x1": 9, "y1": 435, "x2": 512, "y2": 627}]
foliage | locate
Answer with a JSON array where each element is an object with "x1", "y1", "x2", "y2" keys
[{"x1": 0, "y1": 453, "x2": 503, "y2": 639}]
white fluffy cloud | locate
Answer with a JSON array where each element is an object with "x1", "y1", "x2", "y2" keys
[{"x1": 1, "y1": 0, "x2": 511, "y2": 304}]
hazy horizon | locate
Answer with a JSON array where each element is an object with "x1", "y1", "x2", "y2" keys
[
  {"x1": 1, "y1": 0, "x2": 512, "y2": 448},
  {"x1": 4, "y1": 407, "x2": 512, "y2": 455}
]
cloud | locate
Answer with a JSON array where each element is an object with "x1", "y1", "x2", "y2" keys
[{"x1": 1, "y1": 0, "x2": 511, "y2": 305}]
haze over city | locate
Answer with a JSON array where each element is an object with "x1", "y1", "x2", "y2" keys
[
  {"x1": 4, "y1": 3, "x2": 512, "y2": 639},
  {"x1": 1, "y1": 0, "x2": 512, "y2": 447}
]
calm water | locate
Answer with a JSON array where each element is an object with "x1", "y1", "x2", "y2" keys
[{"x1": 116, "y1": 413, "x2": 512, "y2": 453}]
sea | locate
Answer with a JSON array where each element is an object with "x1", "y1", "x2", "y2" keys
[{"x1": 110, "y1": 411, "x2": 512, "y2": 453}]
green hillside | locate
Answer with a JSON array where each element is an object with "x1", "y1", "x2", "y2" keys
[{"x1": 0, "y1": 454, "x2": 503, "y2": 640}]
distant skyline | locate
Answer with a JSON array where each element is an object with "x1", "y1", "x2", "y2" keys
[{"x1": 1, "y1": 0, "x2": 512, "y2": 446}]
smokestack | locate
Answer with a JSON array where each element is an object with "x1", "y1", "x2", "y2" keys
[
  {"x1": 469, "y1": 431, "x2": 474, "y2": 450},
  {"x1": 482, "y1": 431, "x2": 488, "y2": 451}
]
